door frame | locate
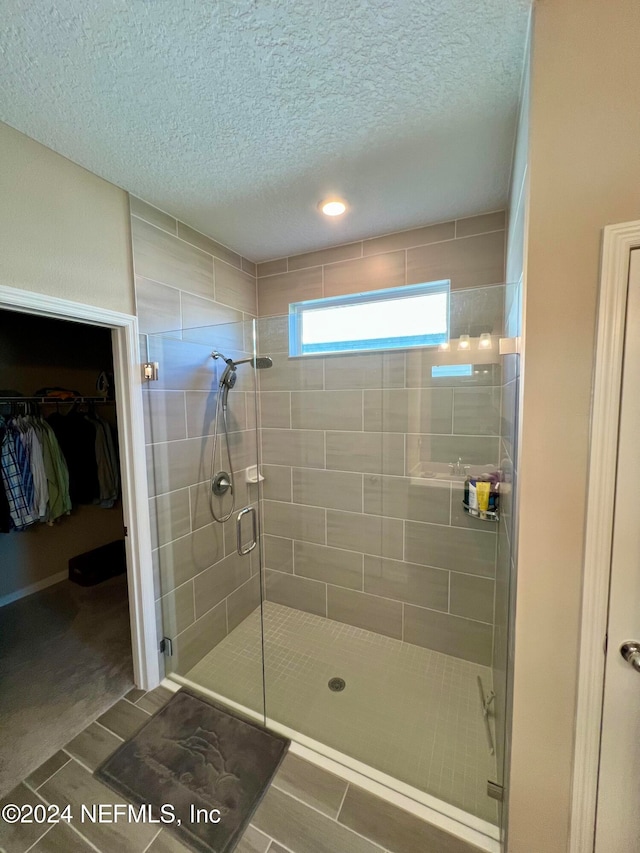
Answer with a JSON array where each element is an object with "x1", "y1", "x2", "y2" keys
[
  {"x1": 0, "y1": 283, "x2": 160, "y2": 690},
  {"x1": 570, "y1": 220, "x2": 640, "y2": 852}
]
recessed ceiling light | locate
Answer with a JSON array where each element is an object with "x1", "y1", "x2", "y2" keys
[{"x1": 320, "y1": 198, "x2": 347, "y2": 217}]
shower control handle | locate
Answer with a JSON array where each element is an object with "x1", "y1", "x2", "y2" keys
[
  {"x1": 237, "y1": 506, "x2": 257, "y2": 556},
  {"x1": 620, "y1": 641, "x2": 640, "y2": 672}
]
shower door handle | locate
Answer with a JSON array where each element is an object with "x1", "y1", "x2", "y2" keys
[{"x1": 236, "y1": 506, "x2": 257, "y2": 556}]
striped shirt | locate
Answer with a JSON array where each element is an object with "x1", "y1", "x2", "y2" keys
[{"x1": 0, "y1": 417, "x2": 36, "y2": 530}]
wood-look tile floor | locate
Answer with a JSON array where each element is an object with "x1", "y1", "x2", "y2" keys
[{"x1": 0, "y1": 687, "x2": 484, "y2": 853}]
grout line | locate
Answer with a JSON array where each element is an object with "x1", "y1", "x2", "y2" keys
[
  {"x1": 337, "y1": 781, "x2": 350, "y2": 819},
  {"x1": 23, "y1": 824, "x2": 55, "y2": 853},
  {"x1": 141, "y1": 827, "x2": 164, "y2": 853}
]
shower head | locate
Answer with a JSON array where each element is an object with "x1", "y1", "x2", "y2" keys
[{"x1": 233, "y1": 356, "x2": 273, "y2": 369}]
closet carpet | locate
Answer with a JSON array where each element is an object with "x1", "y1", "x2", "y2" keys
[{"x1": 0, "y1": 574, "x2": 133, "y2": 796}]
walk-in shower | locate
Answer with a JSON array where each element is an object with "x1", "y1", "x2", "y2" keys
[{"x1": 144, "y1": 280, "x2": 519, "y2": 851}]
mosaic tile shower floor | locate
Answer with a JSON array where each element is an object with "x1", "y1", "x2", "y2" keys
[{"x1": 186, "y1": 602, "x2": 498, "y2": 824}]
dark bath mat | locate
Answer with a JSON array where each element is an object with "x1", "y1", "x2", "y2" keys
[{"x1": 96, "y1": 689, "x2": 289, "y2": 853}]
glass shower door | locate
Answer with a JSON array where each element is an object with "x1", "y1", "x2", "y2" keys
[{"x1": 143, "y1": 318, "x2": 265, "y2": 720}]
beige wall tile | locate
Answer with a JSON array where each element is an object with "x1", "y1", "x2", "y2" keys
[
  {"x1": 258, "y1": 353, "x2": 324, "y2": 391},
  {"x1": 364, "y1": 555, "x2": 448, "y2": 611},
  {"x1": 404, "y1": 520, "x2": 496, "y2": 576},
  {"x1": 263, "y1": 500, "x2": 326, "y2": 544},
  {"x1": 327, "y1": 586, "x2": 402, "y2": 639},
  {"x1": 324, "y1": 352, "x2": 405, "y2": 390},
  {"x1": 241, "y1": 257, "x2": 257, "y2": 276},
  {"x1": 404, "y1": 348, "x2": 502, "y2": 389},
  {"x1": 257, "y1": 315, "x2": 289, "y2": 353},
  {"x1": 450, "y1": 483, "x2": 499, "y2": 532},
  {"x1": 147, "y1": 435, "x2": 215, "y2": 495},
  {"x1": 136, "y1": 277, "x2": 181, "y2": 334},
  {"x1": 173, "y1": 600, "x2": 227, "y2": 674},
  {"x1": 130, "y1": 197, "x2": 177, "y2": 234},
  {"x1": 257, "y1": 258, "x2": 287, "y2": 277},
  {"x1": 149, "y1": 488, "x2": 191, "y2": 548},
  {"x1": 159, "y1": 580, "x2": 195, "y2": 636},
  {"x1": 132, "y1": 216, "x2": 213, "y2": 298},
  {"x1": 177, "y1": 222, "x2": 242, "y2": 269},
  {"x1": 294, "y1": 541, "x2": 363, "y2": 590},
  {"x1": 363, "y1": 474, "x2": 450, "y2": 524},
  {"x1": 288, "y1": 241, "x2": 362, "y2": 271},
  {"x1": 403, "y1": 605, "x2": 492, "y2": 665},
  {"x1": 190, "y1": 481, "x2": 218, "y2": 532},
  {"x1": 291, "y1": 390, "x2": 363, "y2": 431},
  {"x1": 326, "y1": 432, "x2": 404, "y2": 475},
  {"x1": 407, "y1": 230, "x2": 505, "y2": 291},
  {"x1": 181, "y1": 292, "x2": 243, "y2": 340},
  {"x1": 362, "y1": 221, "x2": 455, "y2": 256},
  {"x1": 405, "y1": 434, "x2": 500, "y2": 471},
  {"x1": 185, "y1": 389, "x2": 246, "y2": 437},
  {"x1": 262, "y1": 428, "x2": 325, "y2": 468},
  {"x1": 455, "y1": 211, "x2": 506, "y2": 238},
  {"x1": 326, "y1": 510, "x2": 403, "y2": 558},
  {"x1": 262, "y1": 464, "x2": 292, "y2": 502},
  {"x1": 265, "y1": 569, "x2": 326, "y2": 616},
  {"x1": 293, "y1": 468, "x2": 362, "y2": 512},
  {"x1": 194, "y1": 551, "x2": 252, "y2": 618},
  {"x1": 143, "y1": 390, "x2": 186, "y2": 443},
  {"x1": 145, "y1": 335, "x2": 220, "y2": 392},
  {"x1": 450, "y1": 572, "x2": 495, "y2": 623},
  {"x1": 364, "y1": 388, "x2": 453, "y2": 434},
  {"x1": 227, "y1": 574, "x2": 261, "y2": 632},
  {"x1": 155, "y1": 522, "x2": 224, "y2": 591},
  {"x1": 259, "y1": 391, "x2": 291, "y2": 428},
  {"x1": 215, "y1": 259, "x2": 257, "y2": 314},
  {"x1": 258, "y1": 267, "x2": 323, "y2": 316},
  {"x1": 323, "y1": 252, "x2": 405, "y2": 297},
  {"x1": 264, "y1": 535, "x2": 294, "y2": 573}
]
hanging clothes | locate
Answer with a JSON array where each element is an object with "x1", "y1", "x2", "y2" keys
[
  {"x1": 29, "y1": 416, "x2": 71, "y2": 523},
  {"x1": 88, "y1": 413, "x2": 119, "y2": 508},
  {"x1": 47, "y1": 410, "x2": 100, "y2": 505},
  {"x1": 13, "y1": 415, "x2": 49, "y2": 520},
  {"x1": 0, "y1": 416, "x2": 36, "y2": 530}
]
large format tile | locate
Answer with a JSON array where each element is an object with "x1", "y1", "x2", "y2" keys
[
  {"x1": 403, "y1": 606, "x2": 493, "y2": 665},
  {"x1": 143, "y1": 390, "x2": 187, "y2": 444},
  {"x1": 185, "y1": 388, "x2": 246, "y2": 437},
  {"x1": 258, "y1": 352, "x2": 324, "y2": 391},
  {"x1": 327, "y1": 585, "x2": 402, "y2": 638},
  {"x1": 339, "y1": 783, "x2": 482, "y2": 853},
  {"x1": 362, "y1": 220, "x2": 455, "y2": 255},
  {"x1": 193, "y1": 551, "x2": 252, "y2": 618},
  {"x1": 29, "y1": 821, "x2": 97, "y2": 852},
  {"x1": 453, "y1": 386, "x2": 501, "y2": 436},
  {"x1": 288, "y1": 241, "x2": 362, "y2": 271},
  {"x1": 25, "y1": 752, "x2": 70, "y2": 790},
  {"x1": 326, "y1": 431, "x2": 404, "y2": 475},
  {"x1": 155, "y1": 523, "x2": 224, "y2": 591},
  {"x1": 327, "y1": 510, "x2": 403, "y2": 558},
  {"x1": 257, "y1": 257, "x2": 287, "y2": 277},
  {"x1": 364, "y1": 388, "x2": 453, "y2": 434},
  {"x1": 456, "y1": 210, "x2": 505, "y2": 238},
  {"x1": 227, "y1": 575, "x2": 261, "y2": 632},
  {"x1": 158, "y1": 580, "x2": 196, "y2": 636},
  {"x1": 324, "y1": 351, "x2": 405, "y2": 390},
  {"x1": 265, "y1": 570, "x2": 326, "y2": 617},
  {"x1": 363, "y1": 474, "x2": 450, "y2": 523},
  {"x1": 130, "y1": 196, "x2": 177, "y2": 234},
  {"x1": 136, "y1": 277, "x2": 181, "y2": 335},
  {"x1": 261, "y1": 428, "x2": 325, "y2": 468},
  {"x1": 323, "y1": 251, "x2": 405, "y2": 296},
  {"x1": 132, "y1": 217, "x2": 214, "y2": 298},
  {"x1": 363, "y1": 555, "x2": 448, "y2": 611},
  {"x1": 404, "y1": 521, "x2": 496, "y2": 576},
  {"x1": 173, "y1": 601, "x2": 227, "y2": 674},
  {"x1": 294, "y1": 541, "x2": 363, "y2": 590},
  {"x1": 145, "y1": 335, "x2": 219, "y2": 392},
  {"x1": 147, "y1": 435, "x2": 216, "y2": 497},
  {"x1": 181, "y1": 292, "x2": 243, "y2": 342},
  {"x1": 259, "y1": 391, "x2": 291, "y2": 428},
  {"x1": 63, "y1": 723, "x2": 122, "y2": 772},
  {"x1": 235, "y1": 825, "x2": 271, "y2": 853},
  {"x1": 273, "y1": 753, "x2": 348, "y2": 818},
  {"x1": 450, "y1": 572, "x2": 495, "y2": 624},
  {"x1": 263, "y1": 501, "x2": 326, "y2": 544},
  {"x1": 177, "y1": 222, "x2": 242, "y2": 269},
  {"x1": 292, "y1": 468, "x2": 362, "y2": 512},
  {"x1": 262, "y1": 464, "x2": 292, "y2": 502},
  {"x1": 215, "y1": 259, "x2": 257, "y2": 314},
  {"x1": 257, "y1": 315, "x2": 289, "y2": 354},
  {"x1": 149, "y1": 488, "x2": 191, "y2": 549},
  {"x1": 252, "y1": 784, "x2": 381, "y2": 853},
  {"x1": 291, "y1": 390, "x2": 363, "y2": 431},
  {"x1": 135, "y1": 686, "x2": 175, "y2": 715},
  {"x1": 407, "y1": 230, "x2": 505, "y2": 291},
  {"x1": 405, "y1": 434, "x2": 500, "y2": 470},
  {"x1": 258, "y1": 266, "x2": 323, "y2": 316},
  {"x1": 263, "y1": 535, "x2": 294, "y2": 573},
  {"x1": 0, "y1": 784, "x2": 50, "y2": 853}
]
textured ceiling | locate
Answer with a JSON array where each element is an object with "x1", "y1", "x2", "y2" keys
[{"x1": 0, "y1": 1, "x2": 530, "y2": 261}]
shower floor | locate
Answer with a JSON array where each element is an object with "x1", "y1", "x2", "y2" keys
[{"x1": 186, "y1": 601, "x2": 498, "y2": 824}]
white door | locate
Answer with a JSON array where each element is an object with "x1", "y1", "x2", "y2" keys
[{"x1": 595, "y1": 248, "x2": 640, "y2": 852}]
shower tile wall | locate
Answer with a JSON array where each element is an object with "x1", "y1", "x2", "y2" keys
[
  {"x1": 129, "y1": 196, "x2": 261, "y2": 677},
  {"x1": 256, "y1": 212, "x2": 506, "y2": 667}
]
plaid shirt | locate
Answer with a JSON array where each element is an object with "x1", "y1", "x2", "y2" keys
[{"x1": 0, "y1": 417, "x2": 36, "y2": 530}]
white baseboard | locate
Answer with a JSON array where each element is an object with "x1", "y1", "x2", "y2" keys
[{"x1": 0, "y1": 569, "x2": 68, "y2": 608}]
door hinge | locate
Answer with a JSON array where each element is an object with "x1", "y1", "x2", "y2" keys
[
  {"x1": 123, "y1": 526, "x2": 128, "y2": 537},
  {"x1": 604, "y1": 632, "x2": 608, "y2": 655},
  {"x1": 487, "y1": 781, "x2": 504, "y2": 802},
  {"x1": 143, "y1": 362, "x2": 160, "y2": 381},
  {"x1": 159, "y1": 637, "x2": 173, "y2": 657}
]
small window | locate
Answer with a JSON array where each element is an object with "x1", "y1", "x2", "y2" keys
[{"x1": 288, "y1": 280, "x2": 450, "y2": 357}]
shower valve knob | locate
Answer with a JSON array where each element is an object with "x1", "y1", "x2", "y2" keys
[{"x1": 212, "y1": 472, "x2": 232, "y2": 496}]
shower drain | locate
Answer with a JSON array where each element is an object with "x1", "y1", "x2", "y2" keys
[{"x1": 328, "y1": 677, "x2": 346, "y2": 692}]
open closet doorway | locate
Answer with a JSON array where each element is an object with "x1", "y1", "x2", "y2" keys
[{"x1": 0, "y1": 289, "x2": 158, "y2": 798}]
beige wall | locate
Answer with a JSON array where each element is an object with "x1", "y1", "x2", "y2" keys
[
  {"x1": 0, "y1": 122, "x2": 134, "y2": 314},
  {"x1": 510, "y1": 1, "x2": 640, "y2": 851}
]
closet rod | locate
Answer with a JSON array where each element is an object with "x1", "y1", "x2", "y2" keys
[{"x1": 0, "y1": 396, "x2": 115, "y2": 403}]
